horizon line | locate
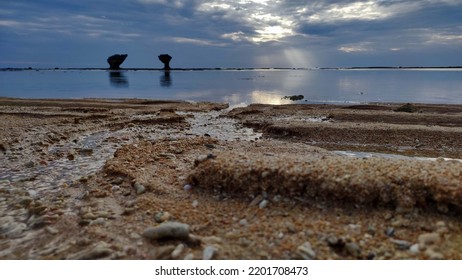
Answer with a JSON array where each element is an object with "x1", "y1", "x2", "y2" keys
[{"x1": 1, "y1": 66, "x2": 462, "y2": 71}]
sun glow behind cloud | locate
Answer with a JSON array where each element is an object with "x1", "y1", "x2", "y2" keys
[{"x1": 1, "y1": 0, "x2": 461, "y2": 67}]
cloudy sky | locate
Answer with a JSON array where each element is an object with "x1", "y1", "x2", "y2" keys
[{"x1": 1, "y1": 0, "x2": 461, "y2": 68}]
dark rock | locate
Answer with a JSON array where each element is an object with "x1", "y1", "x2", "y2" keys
[
  {"x1": 394, "y1": 103, "x2": 419, "y2": 113},
  {"x1": 107, "y1": 54, "x2": 128, "y2": 69},
  {"x1": 158, "y1": 54, "x2": 172, "y2": 70},
  {"x1": 143, "y1": 222, "x2": 189, "y2": 240},
  {"x1": 385, "y1": 227, "x2": 395, "y2": 237},
  {"x1": 282, "y1": 95, "x2": 304, "y2": 101}
]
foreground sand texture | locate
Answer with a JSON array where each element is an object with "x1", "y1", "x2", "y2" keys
[{"x1": 1, "y1": 98, "x2": 461, "y2": 259}]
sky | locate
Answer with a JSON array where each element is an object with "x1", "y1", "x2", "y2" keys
[{"x1": 1, "y1": 0, "x2": 461, "y2": 68}]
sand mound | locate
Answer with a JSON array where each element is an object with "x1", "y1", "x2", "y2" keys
[{"x1": 188, "y1": 151, "x2": 462, "y2": 212}]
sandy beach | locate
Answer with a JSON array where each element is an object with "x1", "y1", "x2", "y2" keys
[{"x1": 1, "y1": 97, "x2": 461, "y2": 259}]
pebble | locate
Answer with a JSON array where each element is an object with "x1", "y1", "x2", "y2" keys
[
  {"x1": 90, "y1": 217, "x2": 105, "y2": 225},
  {"x1": 239, "y1": 219, "x2": 248, "y2": 227},
  {"x1": 296, "y1": 242, "x2": 316, "y2": 260},
  {"x1": 112, "y1": 177, "x2": 124, "y2": 185},
  {"x1": 345, "y1": 242, "x2": 361, "y2": 257},
  {"x1": 418, "y1": 233, "x2": 440, "y2": 249},
  {"x1": 184, "y1": 253, "x2": 194, "y2": 260},
  {"x1": 326, "y1": 235, "x2": 343, "y2": 247},
  {"x1": 203, "y1": 245, "x2": 217, "y2": 260},
  {"x1": 45, "y1": 226, "x2": 59, "y2": 235},
  {"x1": 78, "y1": 148, "x2": 93, "y2": 156},
  {"x1": 192, "y1": 200, "x2": 199, "y2": 208},
  {"x1": 133, "y1": 182, "x2": 146, "y2": 195},
  {"x1": 171, "y1": 243, "x2": 185, "y2": 259},
  {"x1": 194, "y1": 155, "x2": 209, "y2": 166},
  {"x1": 258, "y1": 199, "x2": 269, "y2": 209},
  {"x1": 385, "y1": 227, "x2": 395, "y2": 237},
  {"x1": 154, "y1": 211, "x2": 172, "y2": 223},
  {"x1": 248, "y1": 195, "x2": 263, "y2": 207},
  {"x1": 286, "y1": 222, "x2": 297, "y2": 233},
  {"x1": 4, "y1": 222, "x2": 27, "y2": 239},
  {"x1": 390, "y1": 239, "x2": 412, "y2": 250},
  {"x1": 183, "y1": 184, "x2": 192, "y2": 192},
  {"x1": 409, "y1": 244, "x2": 420, "y2": 254},
  {"x1": 143, "y1": 222, "x2": 190, "y2": 240},
  {"x1": 425, "y1": 248, "x2": 444, "y2": 260},
  {"x1": 67, "y1": 241, "x2": 113, "y2": 260}
]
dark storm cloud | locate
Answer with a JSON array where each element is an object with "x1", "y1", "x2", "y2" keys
[{"x1": 1, "y1": 0, "x2": 461, "y2": 67}]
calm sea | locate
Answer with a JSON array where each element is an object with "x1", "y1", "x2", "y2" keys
[{"x1": 1, "y1": 69, "x2": 461, "y2": 105}]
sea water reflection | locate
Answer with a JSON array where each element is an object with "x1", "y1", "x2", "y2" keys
[
  {"x1": 109, "y1": 71, "x2": 129, "y2": 88},
  {"x1": 0, "y1": 69, "x2": 461, "y2": 105}
]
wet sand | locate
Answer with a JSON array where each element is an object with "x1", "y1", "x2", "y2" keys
[{"x1": 0, "y1": 97, "x2": 461, "y2": 259}]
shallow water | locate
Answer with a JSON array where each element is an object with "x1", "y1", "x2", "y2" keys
[
  {"x1": 1, "y1": 69, "x2": 461, "y2": 105},
  {"x1": 0, "y1": 109, "x2": 261, "y2": 197}
]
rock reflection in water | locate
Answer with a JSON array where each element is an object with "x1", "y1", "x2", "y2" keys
[
  {"x1": 109, "y1": 71, "x2": 129, "y2": 88},
  {"x1": 160, "y1": 71, "x2": 172, "y2": 87}
]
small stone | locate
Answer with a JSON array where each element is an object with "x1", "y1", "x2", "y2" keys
[
  {"x1": 435, "y1": 221, "x2": 448, "y2": 234},
  {"x1": 326, "y1": 235, "x2": 343, "y2": 247},
  {"x1": 183, "y1": 184, "x2": 193, "y2": 192},
  {"x1": 385, "y1": 227, "x2": 395, "y2": 237},
  {"x1": 248, "y1": 195, "x2": 263, "y2": 207},
  {"x1": 90, "y1": 217, "x2": 105, "y2": 225},
  {"x1": 272, "y1": 195, "x2": 281, "y2": 203},
  {"x1": 154, "y1": 212, "x2": 172, "y2": 223},
  {"x1": 143, "y1": 222, "x2": 190, "y2": 240},
  {"x1": 46, "y1": 226, "x2": 59, "y2": 235},
  {"x1": 133, "y1": 182, "x2": 146, "y2": 195},
  {"x1": 184, "y1": 253, "x2": 194, "y2": 260},
  {"x1": 435, "y1": 221, "x2": 446, "y2": 228},
  {"x1": 171, "y1": 243, "x2": 185, "y2": 259},
  {"x1": 418, "y1": 233, "x2": 440, "y2": 249},
  {"x1": 192, "y1": 200, "x2": 199, "y2": 208},
  {"x1": 194, "y1": 155, "x2": 209, "y2": 166},
  {"x1": 25, "y1": 161, "x2": 35, "y2": 168},
  {"x1": 437, "y1": 204, "x2": 449, "y2": 213},
  {"x1": 18, "y1": 197, "x2": 33, "y2": 207},
  {"x1": 296, "y1": 242, "x2": 316, "y2": 260},
  {"x1": 409, "y1": 244, "x2": 420, "y2": 254},
  {"x1": 79, "y1": 148, "x2": 93, "y2": 156},
  {"x1": 203, "y1": 245, "x2": 217, "y2": 260},
  {"x1": 82, "y1": 212, "x2": 96, "y2": 220},
  {"x1": 239, "y1": 219, "x2": 248, "y2": 227},
  {"x1": 286, "y1": 222, "x2": 297, "y2": 233},
  {"x1": 202, "y1": 236, "x2": 222, "y2": 244},
  {"x1": 5, "y1": 222, "x2": 27, "y2": 238},
  {"x1": 67, "y1": 241, "x2": 112, "y2": 260},
  {"x1": 112, "y1": 177, "x2": 124, "y2": 185},
  {"x1": 347, "y1": 224, "x2": 361, "y2": 235},
  {"x1": 345, "y1": 242, "x2": 361, "y2": 257},
  {"x1": 367, "y1": 225, "x2": 376, "y2": 235},
  {"x1": 258, "y1": 199, "x2": 269, "y2": 209},
  {"x1": 425, "y1": 248, "x2": 444, "y2": 260},
  {"x1": 390, "y1": 239, "x2": 412, "y2": 250}
]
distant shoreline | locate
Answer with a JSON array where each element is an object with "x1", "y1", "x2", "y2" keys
[{"x1": 1, "y1": 66, "x2": 462, "y2": 71}]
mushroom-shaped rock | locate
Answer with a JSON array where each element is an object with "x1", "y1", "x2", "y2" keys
[
  {"x1": 107, "y1": 54, "x2": 128, "y2": 69},
  {"x1": 158, "y1": 54, "x2": 172, "y2": 70}
]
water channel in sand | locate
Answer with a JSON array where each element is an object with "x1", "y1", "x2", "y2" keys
[{"x1": 0, "y1": 110, "x2": 262, "y2": 197}]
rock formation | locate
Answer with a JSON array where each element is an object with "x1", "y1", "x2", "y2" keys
[
  {"x1": 107, "y1": 54, "x2": 128, "y2": 69},
  {"x1": 158, "y1": 54, "x2": 172, "y2": 70}
]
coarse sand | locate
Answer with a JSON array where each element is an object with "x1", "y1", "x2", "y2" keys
[{"x1": 1, "y1": 98, "x2": 461, "y2": 260}]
